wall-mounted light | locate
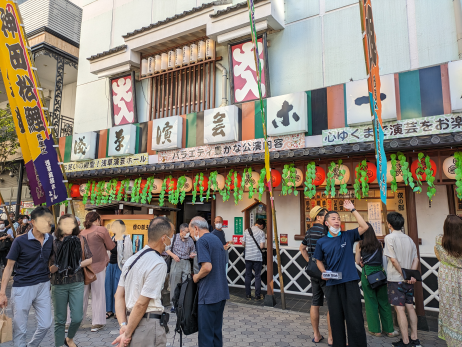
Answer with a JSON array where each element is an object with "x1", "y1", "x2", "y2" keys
[
  {"x1": 198, "y1": 41, "x2": 205, "y2": 61},
  {"x1": 161, "y1": 53, "x2": 168, "y2": 72},
  {"x1": 167, "y1": 51, "x2": 175, "y2": 70},
  {"x1": 175, "y1": 48, "x2": 183, "y2": 68},
  {"x1": 141, "y1": 58, "x2": 148, "y2": 76},
  {"x1": 206, "y1": 39, "x2": 215, "y2": 60},
  {"x1": 182, "y1": 46, "x2": 190, "y2": 65},
  {"x1": 190, "y1": 44, "x2": 198, "y2": 64},
  {"x1": 154, "y1": 55, "x2": 161, "y2": 73},
  {"x1": 147, "y1": 56, "x2": 155, "y2": 75}
]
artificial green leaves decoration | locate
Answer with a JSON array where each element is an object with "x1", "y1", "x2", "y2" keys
[
  {"x1": 413, "y1": 153, "x2": 425, "y2": 194},
  {"x1": 324, "y1": 162, "x2": 336, "y2": 198},
  {"x1": 177, "y1": 176, "x2": 187, "y2": 204},
  {"x1": 282, "y1": 164, "x2": 298, "y2": 196},
  {"x1": 244, "y1": 168, "x2": 255, "y2": 199},
  {"x1": 206, "y1": 171, "x2": 219, "y2": 201},
  {"x1": 258, "y1": 168, "x2": 266, "y2": 201},
  {"x1": 198, "y1": 173, "x2": 205, "y2": 202},
  {"x1": 424, "y1": 155, "x2": 436, "y2": 200},
  {"x1": 82, "y1": 180, "x2": 92, "y2": 205},
  {"x1": 337, "y1": 160, "x2": 348, "y2": 196},
  {"x1": 220, "y1": 170, "x2": 234, "y2": 202},
  {"x1": 233, "y1": 170, "x2": 244, "y2": 205},
  {"x1": 390, "y1": 154, "x2": 398, "y2": 192},
  {"x1": 354, "y1": 160, "x2": 369, "y2": 199},
  {"x1": 454, "y1": 152, "x2": 462, "y2": 199},
  {"x1": 398, "y1": 152, "x2": 415, "y2": 190},
  {"x1": 304, "y1": 162, "x2": 316, "y2": 199},
  {"x1": 158, "y1": 178, "x2": 167, "y2": 207},
  {"x1": 192, "y1": 174, "x2": 199, "y2": 204}
]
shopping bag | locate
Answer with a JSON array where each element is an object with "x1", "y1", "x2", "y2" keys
[{"x1": 0, "y1": 308, "x2": 13, "y2": 343}]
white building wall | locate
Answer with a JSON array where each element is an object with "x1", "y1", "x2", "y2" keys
[{"x1": 61, "y1": 82, "x2": 77, "y2": 119}]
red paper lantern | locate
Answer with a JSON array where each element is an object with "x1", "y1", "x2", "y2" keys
[
  {"x1": 265, "y1": 169, "x2": 282, "y2": 188},
  {"x1": 356, "y1": 162, "x2": 377, "y2": 183},
  {"x1": 229, "y1": 173, "x2": 242, "y2": 190},
  {"x1": 115, "y1": 181, "x2": 124, "y2": 195},
  {"x1": 193, "y1": 176, "x2": 209, "y2": 191},
  {"x1": 165, "y1": 178, "x2": 178, "y2": 192},
  {"x1": 70, "y1": 184, "x2": 80, "y2": 198},
  {"x1": 313, "y1": 166, "x2": 326, "y2": 186},
  {"x1": 411, "y1": 158, "x2": 437, "y2": 181},
  {"x1": 138, "y1": 179, "x2": 147, "y2": 193}
]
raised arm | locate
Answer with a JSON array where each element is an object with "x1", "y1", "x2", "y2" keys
[{"x1": 343, "y1": 200, "x2": 368, "y2": 235}]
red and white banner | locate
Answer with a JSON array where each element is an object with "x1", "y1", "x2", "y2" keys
[{"x1": 110, "y1": 73, "x2": 137, "y2": 126}]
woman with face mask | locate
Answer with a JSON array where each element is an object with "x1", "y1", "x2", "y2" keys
[
  {"x1": 105, "y1": 220, "x2": 133, "y2": 320},
  {"x1": 49, "y1": 214, "x2": 93, "y2": 347},
  {"x1": 313, "y1": 200, "x2": 369, "y2": 347}
]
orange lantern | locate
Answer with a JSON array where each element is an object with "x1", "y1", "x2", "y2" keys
[
  {"x1": 265, "y1": 169, "x2": 282, "y2": 188},
  {"x1": 229, "y1": 172, "x2": 242, "y2": 190},
  {"x1": 193, "y1": 175, "x2": 209, "y2": 191},
  {"x1": 313, "y1": 166, "x2": 326, "y2": 186},
  {"x1": 411, "y1": 158, "x2": 437, "y2": 181},
  {"x1": 70, "y1": 184, "x2": 80, "y2": 198},
  {"x1": 165, "y1": 178, "x2": 178, "y2": 192},
  {"x1": 356, "y1": 162, "x2": 377, "y2": 183},
  {"x1": 138, "y1": 179, "x2": 148, "y2": 193}
]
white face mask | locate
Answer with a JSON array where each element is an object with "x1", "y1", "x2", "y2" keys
[
  {"x1": 163, "y1": 236, "x2": 171, "y2": 249},
  {"x1": 185, "y1": 233, "x2": 190, "y2": 238},
  {"x1": 215, "y1": 223, "x2": 222, "y2": 229},
  {"x1": 23, "y1": 219, "x2": 28, "y2": 224},
  {"x1": 0, "y1": 225, "x2": 4, "y2": 230},
  {"x1": 194, "y1": 235, "x2": 200, "y2": 241},
  {"x1": 327, "y1": 224, "x2": 341, "y2": 235}
]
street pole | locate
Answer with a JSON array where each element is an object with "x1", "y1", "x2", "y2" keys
[{"x1": 15, "y1": 160, "x2": 24, "y2": 220}]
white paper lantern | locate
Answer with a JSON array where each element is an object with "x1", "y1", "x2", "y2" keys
[
  {"x1": 182, "y1": 46, "x2": 190, "y2": 65},
  {"x1": 443, "y1": 156, "x2": 457, "y2": 179},
  {"x1": 126, "y1": 180, "x2": 135, "y2": 194},
  {"x1": 161, "y1": 53, "x2": 168, "y2": 71},
  {"x1": 167, "y1": 51, "x2": 175, "y2": 70},
  {"x1": 386, "y1": 160, "x2": 404, "y2": 183},
  {"x1": 284, "y1": 168, "x2": 304, "y2": 187},
  {"x1": 198, "y1": 41, "x2": 205, "y2": 61},
  {"x1": 79, "y1": 184, "x2": 89, "y2": 197},
  {"x1": 141, "y1": 58, "x2": 148, "y2": 76},
  {"x1": 190, "y1": 44, "x2": 197, "y2": 63},
  {"x1": 147, "y1": 57, "x2": 155, "y2": 75},
  {"x1": 333, "y1": 164, "x2": 350, "y2": 185},
  {"x1": 205, "y1": 39, "x2": 215, "y2": 60},
  {"x1": 175, "y1": 48, "x2": 183, "y2": 68},
  {"x1": 154, "y1": 55, "x2": 161, "y2": 73},
  {"x1": 244, "y1": 171, "x2": 260, "y2": 191},
  {"x1": 180, "y1": 176, "x2": 193, "y2": 192},
  {"x1": 151, "y1": 179, "x2": 164, "y2": 194},
  {"x1": 216, "y1": 174, "x2": 225, "y2": 190}
]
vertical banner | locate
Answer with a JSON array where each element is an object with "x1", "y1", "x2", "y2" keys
[
  {"x1": 0, "y1": 1, "x2": 67, "y2": 206},
  {"x1": 360, "y1": 0, "x2": 387, "y2": 205}
]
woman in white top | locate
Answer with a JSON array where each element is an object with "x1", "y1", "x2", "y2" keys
[{"x1": 105, "y1": 220, "x2": 132, "y2": 319}]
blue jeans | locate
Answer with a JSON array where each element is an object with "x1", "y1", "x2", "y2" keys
[
  {"x1": 105, "y1": 263, "x2": 121, "y2": 313},
  {"x1": 198, "y1": 300, "x2": 226, "y2": 347},
  {"x1": 245, "y1": 260, "x2": 262, "y2": 297}
]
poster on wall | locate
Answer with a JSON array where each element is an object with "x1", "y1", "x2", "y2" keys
[
  {"x1": 103, "y1": 219, "x2": 150, "y2": 253},
  {"x1": 267, "y1": 92, "x2": 308, "y2": 136},
  {"x1": 228, "y1": 33, "x2": 270, "y2": 104},
  {"x1": 110, "y1": 71, "x2": 137, "y2": 126}
]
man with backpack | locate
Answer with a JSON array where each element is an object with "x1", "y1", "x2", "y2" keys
[
  {"x1": 0, "y1": 219, "x2": 14, "y2": 268},
  {"x1": 299, "y1": 206, "x2": 332, "y2": 345},
  {"x1": 190, "y1": 216, "x2": 229, "y2": 347},
  {"x1": 113, "y1": 217, "x2": 174, "y2": 347},
  {"x1": 242, "y1": 219, "x2": 266, "y2": 301}
]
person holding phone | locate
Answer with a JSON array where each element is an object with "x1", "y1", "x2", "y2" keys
[{"x1": 384, "y1": 212, "x2": 421, "y2": 347}]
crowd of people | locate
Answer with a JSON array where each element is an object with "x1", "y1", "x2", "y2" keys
[{"x1": 0, "y1": 201, "x2": 459, "y2": 347}]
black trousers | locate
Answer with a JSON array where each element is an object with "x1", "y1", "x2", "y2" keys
[
  {"x1": 245, "y1": 260, "x2": 262, "y2": 297},
  {"x1": 0, "y1": 250, "x2": 8, "y2": 267},
  {"x1": 324, "y1": 281, "x2": 367, "y2": 347},
  {"x1": 198, "y1": 300, "x2": 226, "y2": 347}
]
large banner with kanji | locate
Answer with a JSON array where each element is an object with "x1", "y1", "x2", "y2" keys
[{"x1": 0, "y1": 1, "x2": 67, "y2": 206}]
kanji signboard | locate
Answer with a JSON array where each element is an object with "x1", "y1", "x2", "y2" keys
[
  {"x1": 0, "y1": 1, "x2": 66, "y2": 206},
  {"x1": 267, "y1": 92, "x2": 308, "y2": 136},
  {"x1": 158, "y1": 133, "x2": 305, "y2": 163},
  {"x1": 110, "y1": 72, "x2": 137, "y2": 126},
  {"x1": 204, "y1": 105, "x2": 239, "y2": 144},
  {"x1": 108, "y1": 124, "x2": 137, "y2": 157},
  {"x1": 234, "y1": 217, "x2": 243, "y2": 235},
  {"x1": 151, "y1": 116, "x2": 182, "y2": 151},
  {"x1": 70, "y1": 131, "x2": 98, "y2": 161},
  {"x1": 63, "y1": 153, "x2": 148, "y2": 172}
]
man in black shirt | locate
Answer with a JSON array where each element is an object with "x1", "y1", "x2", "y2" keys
[{"x1": 299, "y1": 206, "x2": 332, "y2": 345}]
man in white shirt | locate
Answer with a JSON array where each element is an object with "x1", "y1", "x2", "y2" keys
[
  {"x1": 113, "y1": 217, "x2": 174, "y2": 347},
  {"x1": 384, "y1": 212, "x2": 421, "y2": 347}
]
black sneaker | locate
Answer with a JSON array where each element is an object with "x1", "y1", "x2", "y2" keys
[
  {"x1": 392, "y1": 339, "x2": 410, "y2": 347},
  {"x1": 246, "y1": 295, "x2": 252, "y2": 300},
  {"x1": 255, "y1": 294, "x2": 264, "y2": 301},
  {"x1": 410, "y1": 338, "x2": 422, "y2": 347}
]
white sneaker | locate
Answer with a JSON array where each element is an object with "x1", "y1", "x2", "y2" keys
[{"x1": 91, "y1": 324, "x2": 105, "y2": 332}]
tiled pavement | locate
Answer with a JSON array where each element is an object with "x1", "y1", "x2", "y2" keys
[{"x1": 1, "y1": 282, "x2": 446, "y2": 347}]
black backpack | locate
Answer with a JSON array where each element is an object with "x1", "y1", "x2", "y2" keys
[
  {"x1": 0, "y1": 231, "x2": 12, "y2": 252},
  {"x1": 172, "y1": 277, "x2": 198, "y2": 345}
]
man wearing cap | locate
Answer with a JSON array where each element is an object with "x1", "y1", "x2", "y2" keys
[{"x1": 299, "y1": 206, "x2": 332, "y2": 345}]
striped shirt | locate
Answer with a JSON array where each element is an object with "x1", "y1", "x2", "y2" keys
[
  {"x1": 167, "y1": 234, "x2": 196, "y2": 260},
  {"x1": 301, "y1": 223, "x2": 326, "y2": 256},
  {"x1": 243, "y1": 226, "x2": 265, "y2": 262}
]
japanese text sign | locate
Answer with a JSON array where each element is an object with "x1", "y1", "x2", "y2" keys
[
  {"x1": 71, "y1": 131, "x2": 97, "y2": 161},
  {"x1": 267, "y1": 92, "x2": 308, "y2": 136},
  {"x1": 234, "y1": 217, "x2": 243, "y2": 235},
  {"x1": 230, "y1": 37, "x2": 267, "y2": 103},
  {"x1": 103, "y1": 218, "x2": 150, "y2": 251},
  {"x1": 110, "y1": 73, "x2": 137, "y2": 126},
  {"x1": 108, "y1": 123, "x2": 137, "y2": 157},
  {"x1": 0, "y1": 1, "x2": 66, "y2": 206},
  {"x1": 204, "y1": 105, "x2": 239, "y2": 144},
  {"x1": 232, "y1": 234, "x2": 243, "y2": 245},
  {"x1": 63, "y1": 153, "x2": 148, "y2": 172},
  {"x1": 158, "y1": 133, "x2": 305, "y2": 163},
  {"x1": 151, "y1": 116, "x2": 182, "y2": 151}
]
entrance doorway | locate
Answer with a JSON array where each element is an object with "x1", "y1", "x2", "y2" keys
[{"x1": 176, "y1": 195, "x2": 212, "y2": 231}]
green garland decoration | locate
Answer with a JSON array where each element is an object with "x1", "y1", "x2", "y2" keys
[
  {"x1": 424, "y1": 155, "x2": 436, "y2": 200},
  {"x1": 337, "y1": 160, "x2": 348, "y2": 196},
  {"x1": 177, "y1": 176, "x2": 187, "y2": 204},
  {"x1": 95, "y1": 181, "x2": 104, "y2": 205},
  {"x1": 140, "y1": 178, "x2": 150, "y2": 204},
  {"x1": 108, "y1": 179, "x2": 117, "y2": 203},
  {"x1": 206, "y1": 171, "x2": 218, "y2": 201},
  {"x1": 90, "y1": 181, "x2": 98, "y2": 205},
  {"x1": 158, "y1": 178, "x2": 167, "y2": 207},
  {"x1": 124, "y1": 179, "x2": 130, "y2": 201},
  {"x1": 115, "y1": 180, "x2": 123, "y2": 201},
  {"x1": 413, "y1": 153, "x2": 425, "y2": 194},
  {"x1": 257, "y1": 168, "x2": 266, "y2": 201},
  {"x1": 146, "y1": 176, "x2": 154, "y2": 203},
  {"x1": 233, "y1": 171, "x2": 239, "y2": 205},
  {"x1": 245, "y1": 168, "x2": 255, "y2": 199},
  {"x1": 454, "y1": 152, "x2": 462, "y2": 199},
  {"x1": 398, "y1": 152, "x2": 415, "y2": 190},
  {"x1": 192, "y1": 174, "x2": 199, "y2": 204},
  {"x1": 282, "y1": 164, "x2": 297, "y2": 196},
  {"x1": 82, "y1": 181, "x2": 92, "y2": 205},
  {"x1": 354, "y1": 160, "x2": 369, "y2": 199},
  {"x1": 199, "y1": 173, "x2": 205, "y2": 202},
  {"x1": 390, "y1": 154, "x2": 398, "y2": 193},
  {"x1": 304, "y1": 162, "x2": 316, "y2": 199},
  {"x1": 324, "y1": 162, "x2": 336, "y2": 198},
  {"x1": 221, "y1": 170, "x2": 234, "y2": 202}
]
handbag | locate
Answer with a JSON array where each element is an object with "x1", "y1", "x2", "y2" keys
[
  {"x1": 247, "y1": 228, "x2": 267, "y2": 265},
  {"x1": 166, "y1": 234, "x2": 177, "y2": 273},
  {"x1": 81, "y1": 236, "x2": 96, "y2": 285},
  {"x1": 305, "y1": 229, "x2": 323, "y2": 280},
  {"x1": 0, "y1": 308, "x2": 12, "y2": 343},
  {"x1": 363, "y1": 248, "x2": 387, "y2": 289},
  {"x1": 401, "y1": 268, "x2": 422, "y2": 282}
]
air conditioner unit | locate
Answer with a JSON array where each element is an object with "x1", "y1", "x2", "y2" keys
[
  {"x1": 141, "y1": 59, "x2": 148, "y2": 77},
  {"x1": 206, "y1": 39, "x2": 215, "y2": 60},
  {"x1": 197, "y1": 41, "x2": 205, "y2": 61},
  {"x1": 175, "y1": 48, "x2": 183, "y2": 68},
  {"x1": 154, "y1": 55, "x2": 161, "y2": 73},
  {"x1": 182, "y1": 46, "x2": 190, "y2": 65},
  {"x1": 167, "y1": 51, "x2": 175, "y2": 69},
  {"x1": 147, "y1": 57, "x2": 155, "y2": 75}
]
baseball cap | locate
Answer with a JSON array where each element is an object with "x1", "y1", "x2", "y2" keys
[{"x1": 310, "y1": 206, "x2": 326, "y2": 221}]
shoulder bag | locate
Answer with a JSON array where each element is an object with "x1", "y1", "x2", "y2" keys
[
  {"x1": 247, "y1": 228, "x2": 267, "y2": 266},
  {"x1": 166, "y1": 233, "x2": 177, "y2": 273},
  {"x1": 81, "y1": 236, "x2": 96, "y2": 285},
  {"x1": 363, "y1": 248, "x2": 387, "y2": 289},
  {"x1": 305, "y1": 229, "x2": 323, "y2": 280}
]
